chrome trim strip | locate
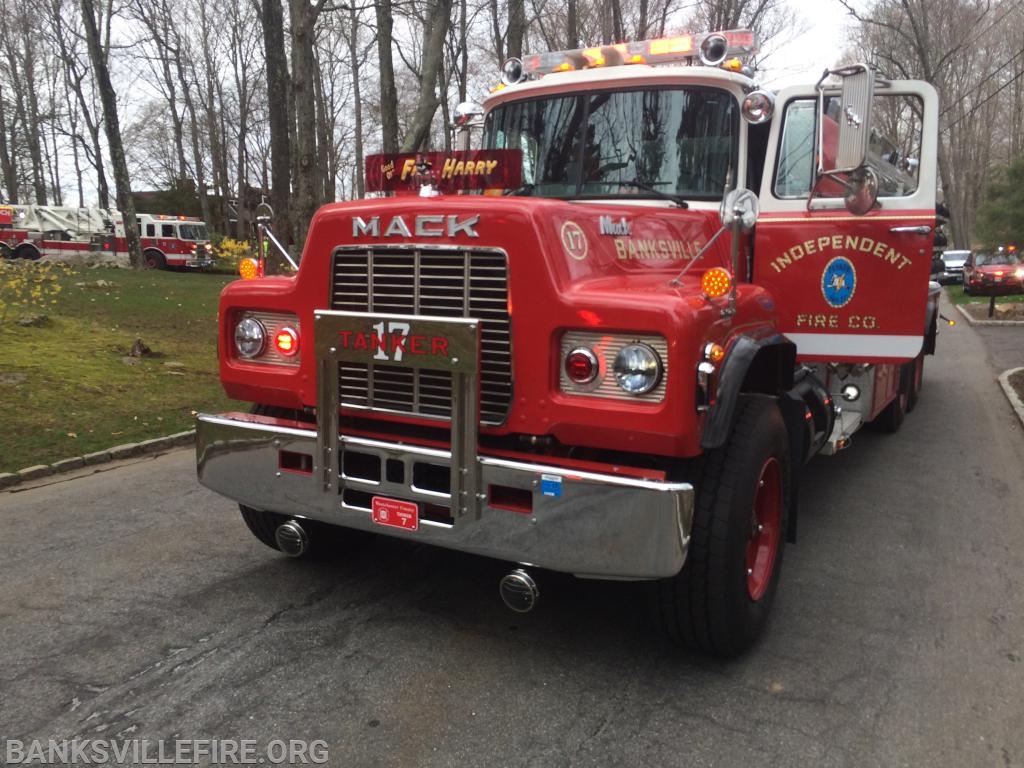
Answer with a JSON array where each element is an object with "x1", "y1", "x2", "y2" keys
[{"x1": 196, "y1": 412, "x2": 693, "y2": 580}]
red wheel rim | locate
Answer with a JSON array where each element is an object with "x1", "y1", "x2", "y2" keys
[{"x1": 746, "y1": 457, "x2": 782, "y2": 601}]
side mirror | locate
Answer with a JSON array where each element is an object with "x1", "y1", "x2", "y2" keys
[
  {"x1": 453, "y1": 101, "x2": 484, "y2": 128},
  {"x1": 843, "y1": 166, "x2": 878, "y2": 215},
  {"x1": 452, "y1": 101, "x2": 485, "y2": 151},
  {"x1": 833, "y1": 64, "x2": 874, "y2": 171},
  {"x1": 719, "y1": 188, "x2": 759, "y2": 231}
]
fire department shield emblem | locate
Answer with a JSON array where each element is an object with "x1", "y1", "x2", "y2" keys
[{"x1": 822, "y1": 256, "x2": 856, "y2": 308}]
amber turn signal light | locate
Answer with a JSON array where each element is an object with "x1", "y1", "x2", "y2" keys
[{"x1": 701, "y1": 267, "x2": 732, "y2": 299}]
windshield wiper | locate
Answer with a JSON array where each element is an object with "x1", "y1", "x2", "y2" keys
[
  {"x1": 618, "y1": 180, "x2": 688, "y2": 208},
  {"x1": 503, "y1": 183, "x2": 535, "y2": 197}
]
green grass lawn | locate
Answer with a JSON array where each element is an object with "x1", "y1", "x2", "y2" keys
[
  {"x1": 945, "y1": 284, "x2": 1024, "y2": 305},
  {"x1": 0, "y1": 266, "x2": 244, "y2": 474}
]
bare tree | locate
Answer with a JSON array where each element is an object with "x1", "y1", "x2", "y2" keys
[
  {"x1": 376, "y1": 0, "x2": 401, "y2": 152},
  {"x1": 842, "y1": 0, "x2": 1014, "y2": 247},
  {"x1": 80, "y1": 0, "x2": 142, "y2": 267},
  {"x1": 400, "y1": 0, "x2": 455, "y2": 151},
  {"x1": 260, "y1": 0, "x2": 293, "y2": 246}
]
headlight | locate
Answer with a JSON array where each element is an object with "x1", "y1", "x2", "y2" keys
[
  {"x1": 234, "y1": 316, "x2": 266, "y2": 358},
  {"x1": 613, "y1": 343, "x2": 662, "y2": 395}
]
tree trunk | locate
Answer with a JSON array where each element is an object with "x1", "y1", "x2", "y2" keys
[
  {"x1": 348, "y1": 2, "x2": 365, "y2": 199},
  {"x1": 507, "y1": 0, "x2": 524, "y2": 58},
  {"x1": 80, "y1": 0, "x2": 141, "y2": 267},
  {"x1": 260, "y1": 0, "x2": 293, "y2": 247},
  {"x1": 400, "y1": 0, "x2": 454, "y2": 152},
  {"x1": 313, "y1": 53, "x2": 335, "y2": 202},
  {"x1": 376, "y1": 0, "x2": 399, "y2": 153},
  {"x1": 0, "y1": 84, "x2": 15, "y2": 202},
  {"x1": 289, "y1": 0, "x2": 321, "y2": 249}
]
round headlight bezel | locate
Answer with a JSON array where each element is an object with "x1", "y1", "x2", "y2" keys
[
  {"x1": 612, "y1": 343, "x2": 663, "y2": 395},
  {"x1": 234, "y1": 316, "x2": 267, "y2": 359}
]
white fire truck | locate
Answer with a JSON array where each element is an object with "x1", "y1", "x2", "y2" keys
[
  {"x1": 0, "y1": 205, "x2": 213, "y2": 269},
  {"x1": 196, "y1": 30, "x2": 942, "y2": 656}
]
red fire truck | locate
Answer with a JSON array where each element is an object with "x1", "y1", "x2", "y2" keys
[
  {"x1": 0, "y1": 205, "x2": 213, "y2": 269},
  {"x1": 196, "y1": 30, "x2": 941, "y2": 656}
]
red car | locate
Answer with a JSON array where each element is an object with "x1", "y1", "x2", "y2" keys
[{"x1": 963, "y1": 248, "x2": 1024, "y2": 295}]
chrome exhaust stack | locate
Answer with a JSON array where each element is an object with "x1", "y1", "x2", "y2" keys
[
  {"x1": 499, "y1": 568, "x2": 539, "y2": 613},
  {"x1": 275, "y1": 519, "x2": 309, "y2": 557}
]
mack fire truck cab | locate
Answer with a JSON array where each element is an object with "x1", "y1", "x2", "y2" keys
[{"x1": 196, "y1": 30, "x2": 940, "y2": 656}]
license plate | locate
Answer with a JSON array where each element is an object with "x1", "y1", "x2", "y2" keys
[{"x1": 371, "y1": 496, "x2": 419, "y2": 531}]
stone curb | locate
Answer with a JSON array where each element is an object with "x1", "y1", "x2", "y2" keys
[
  {"x1": 998, "y1": 368, "x2": 1024, "y2": 430},
  {"x1": 955, "y1": 303, "x2": 1024, "y2": 326},
  {"x1": 0, "y1": 430, "x2": 195, "y2": 491}
]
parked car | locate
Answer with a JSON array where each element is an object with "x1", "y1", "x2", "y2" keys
[
  {"x1": 962, "y1": 247, "x2": 1024, "y2": 295},
  {"x1": 936, "y1": 249, "x2": 969, "y2": 284}
]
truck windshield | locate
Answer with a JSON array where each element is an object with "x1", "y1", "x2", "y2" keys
[
  {"x1": 483, "y1": 86, "x2": 737, "y2": 201},
  {"x1": 179, "y1": 224, "x2": 209, "y2": 241}
]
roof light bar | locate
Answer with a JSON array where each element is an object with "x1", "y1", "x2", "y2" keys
[{"x1": 516, "y1": 29, "x2": 757, "y2": 79}]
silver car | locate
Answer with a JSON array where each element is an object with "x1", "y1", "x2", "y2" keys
[{"x1": 937, "y1": 249, "x2": 969, "y2": 284}]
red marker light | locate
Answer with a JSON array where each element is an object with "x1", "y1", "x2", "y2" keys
[
  {"x1": 565, "y1": 348, "x2": 598, "y2": 384},
  {"x1": 274, "y1": 327, "x2": 300, "y2": 356}
]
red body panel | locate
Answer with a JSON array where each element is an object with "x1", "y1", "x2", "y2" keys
[
  {"x1": 754, "y1": 210, "x2": 935, "y2": 362},
  {"x1": 217, "y1": 196, "x2": 779, "y2": 459}
]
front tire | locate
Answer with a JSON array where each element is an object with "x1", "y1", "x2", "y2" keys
[
  {"x1": 870, "y1": 363, "x2": 911, "y2": 433},
  {"x1": 144, "y1": 249, "x2": 166, "y2": 270},
  {"x1": 906, "y1": 354, "x2": 924, "y2": 413},
  {"x1": 653, "y1": 395, "x2": 791, "y2": 658}
]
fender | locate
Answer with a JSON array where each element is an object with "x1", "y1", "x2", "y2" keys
[
  {"x1": 701, "y1": 331, "x2": 801, "y2": 543},
  {"x1": 700, "y1": 331, "x2": 796, "y2": 451}
]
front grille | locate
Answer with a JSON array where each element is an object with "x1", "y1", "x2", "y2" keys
[{"x1": 331, "y1": 246, "x2": 512, "y2": 424}]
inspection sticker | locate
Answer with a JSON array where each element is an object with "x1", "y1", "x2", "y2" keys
[{"x1": 540, "y1": 474, "x2": 562, "y2": 498}]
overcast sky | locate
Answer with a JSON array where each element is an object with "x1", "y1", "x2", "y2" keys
[{"x1": 761, "y1": 1, "x2": 859, "y2": 88}]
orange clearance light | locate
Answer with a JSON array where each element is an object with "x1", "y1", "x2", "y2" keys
[
  {"x1": 701, "y1": 267, "x2": 732, "y2": 299},
  {"x1": 274, "y1": 327, "x2": 300, "y2": 356},
  {"x1": 704, "y1": 342, "x2": 726, "y2": 363},
  {"x1": 239, "y1": 257, "x2": 259, "y2": 280},
  {"x1": 721, "y1": 58, "x2": 743, "y2": 72}
]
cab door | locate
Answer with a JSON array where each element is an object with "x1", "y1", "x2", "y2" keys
[{"x1": 754, "y1": 77, "x2": 938, "y2": 363}]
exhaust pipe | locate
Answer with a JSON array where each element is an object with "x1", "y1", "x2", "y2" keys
[
  {"x1": 499, "y1": 569, "x2": 539, "y2": 613},
  {"x1": 275, "y1": 520, "x2": 309, "y2": 557}
]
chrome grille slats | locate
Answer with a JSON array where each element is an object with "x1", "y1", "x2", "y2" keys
[{"x1": 331, "y1": 246, "x2": 512, "y2": 424}]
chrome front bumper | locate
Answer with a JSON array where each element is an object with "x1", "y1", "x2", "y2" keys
[{"x1": 195, "y1": 412, "x2": 693, "y2": 580}]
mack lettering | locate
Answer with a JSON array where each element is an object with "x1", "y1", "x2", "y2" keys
[{"x1": 352, "y1": 214, "x2": 480, "y2": 239}]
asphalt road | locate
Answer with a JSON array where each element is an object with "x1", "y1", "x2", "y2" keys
[{"x1": 2, "y1": 301, "x2": 1023, "y2": 768}]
